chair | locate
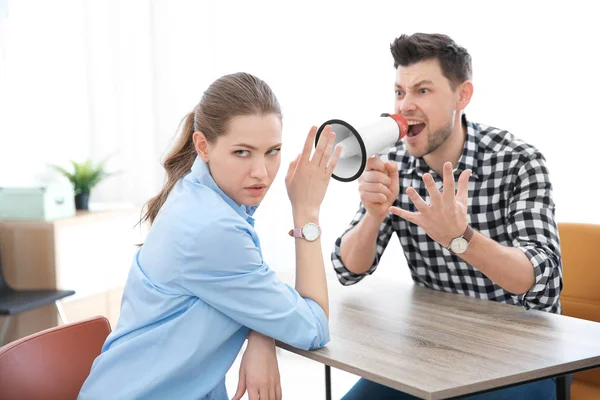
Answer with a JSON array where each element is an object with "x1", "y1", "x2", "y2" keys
[
  {"x1": 0, "y1": 315, "x2": 111, "y2": 400},
  {"x1": 558, "y1": 222, "x2": 600, "y2": 399},
  {"x1": 0, "y1": 251, "x2": 75, "y2": 345}
]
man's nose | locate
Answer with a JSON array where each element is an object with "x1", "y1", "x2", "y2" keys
[{"x1": 399, "y1": 93, "x2": 417, "y2": 114}]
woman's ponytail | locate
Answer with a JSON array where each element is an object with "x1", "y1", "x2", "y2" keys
[{"x1": 140, "y1": 111, "x2": 197, "y2": 226}]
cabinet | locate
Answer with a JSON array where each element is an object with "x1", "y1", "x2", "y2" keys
[{"x1": 0, "y1": 206, "x2": 143, "y2": 342}]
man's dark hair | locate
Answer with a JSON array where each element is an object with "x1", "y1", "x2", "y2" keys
[{"x1": 390, "y1": 33, "x2": 472, "y2": 89}]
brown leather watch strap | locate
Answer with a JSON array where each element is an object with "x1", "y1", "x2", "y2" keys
[{"x1": 463, "y1": 225, "x2": 474, "y2": 242}]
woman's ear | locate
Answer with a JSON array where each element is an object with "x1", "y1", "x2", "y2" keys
[
  {"x1": 456, "y1": 80, "x2": 474, "y2": 112},
  {"x1": 193, "y1": 131, "x2": 210, "y2": 162}
]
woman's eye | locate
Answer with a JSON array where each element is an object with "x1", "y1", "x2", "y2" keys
[
  {"x1": 235, "y1": 150, "x2": 250, "y2": 157},
  {"x1": 267, "y1": 148, "x2": 281, "y2": 156}
]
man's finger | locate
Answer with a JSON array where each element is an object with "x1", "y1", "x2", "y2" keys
[
  {"x1": 389, "y1": 206, "x2": 420, "y2": 224},
  {"x1": 362, "y1": 170, "x2": 392, "y2": 186},
  {"x1": 456, "y1": 169, "x2": 472, "y2": 205},
  {"x1": 359, "y1": 182, "x2": 394, "y2": 199},
  {"x1": 385, "y1": 162, "x2": 399, "y2": 187},
  {"x1": 384, "y1": 161, "x2": 397, "y2": 177},
  {"x1": 406, "y1": 187, "x2": 429, "y2": 212},
  {"x1": 442, "y1": 162, "x2": 455, "y2": 201},
  {"x1": 423, "y1": 173, "x2": 442, "y2": 205},
  {"x1": 366, "y1": 156, "x2": 386, "y2": 172},
  {"x1": 362, "y1": 192, "x2": 388, "y2": 204}
]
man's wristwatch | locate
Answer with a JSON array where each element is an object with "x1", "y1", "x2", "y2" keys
[
  {"x1": 288, "y1": 222, "x2": 321, "y2": 242},
  {"x1": 447, "y1": 225, "x2": 474, "y2": 254}
]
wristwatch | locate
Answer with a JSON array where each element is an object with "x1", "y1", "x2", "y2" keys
[
  {"x1": 288, "y1": 222, "x2": 321, "y2": 242},
  {"x1": 447, "y1": 225, "x2": 474, "y2": 254}
]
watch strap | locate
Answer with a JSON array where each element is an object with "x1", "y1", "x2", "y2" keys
[
  {"x1": 447, "y1": 225, "x2": 474, "y2": 252},
  {"x1": 288, "y1": 228, "x2": 303, "y2": 238},
  {"x1": 463, "y1": 225, "x2": 474, "y2": 243}
]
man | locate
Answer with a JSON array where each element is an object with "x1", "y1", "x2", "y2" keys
[{"x1": 332, "y1": 33, "x2": 563, "y2": 399}]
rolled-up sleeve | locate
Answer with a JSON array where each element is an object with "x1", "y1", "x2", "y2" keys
[
  {"x1": 506, "y1": 154, "x2": 562, "y2": 312},
  {"x1": 178, "y1": 215, "x2": 329, "y2": 350}
]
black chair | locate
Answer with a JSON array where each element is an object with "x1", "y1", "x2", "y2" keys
[{"x1": 0, "y1": 252, "x2": 75, "y2": 345}]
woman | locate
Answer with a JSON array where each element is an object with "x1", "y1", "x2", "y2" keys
[{"x1": 79, "y1": 72, "x2": 341, "y2": 399}]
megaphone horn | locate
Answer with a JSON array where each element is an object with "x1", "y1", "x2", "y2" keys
[{"x1": 315, "y1": 113, "x2": 409, "y2": 182}]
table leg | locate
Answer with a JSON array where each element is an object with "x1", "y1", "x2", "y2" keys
[
  {"x1": 556, "y1": 375, "x2": 570, "y2": 400},
  {"x1": 325, "y1": 365, "x2": 332, "y2": 400}
]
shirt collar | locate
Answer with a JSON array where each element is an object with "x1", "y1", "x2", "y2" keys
[
  {"x1": 187, "y1": 156, "x2": 258, "y2": 223},
  {"x1": 405, "y1": 114, "x2": 480, "y2": 179}
]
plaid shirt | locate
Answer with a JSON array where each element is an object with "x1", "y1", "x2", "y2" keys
[{"x1": 332, "y1": 115, "x2": 563, "y2": 314}]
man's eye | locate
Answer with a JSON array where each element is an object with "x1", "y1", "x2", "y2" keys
[
  {"x1": 235, "y1": 150, "x2": 249, "y2": 157},
  {"x1": 395, "y1": 90, "x2": 404, "y2": 96},
  {"x1": 419, "y1": 88, "x2": 430, "y2": 94}
]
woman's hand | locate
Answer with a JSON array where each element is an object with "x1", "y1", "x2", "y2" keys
[
  {"x1": 232, "y1": 331, "x2": 282, "y2": 400},
  {"x1": 285, "y1": 125, "x2": 342, "y2": 217}
]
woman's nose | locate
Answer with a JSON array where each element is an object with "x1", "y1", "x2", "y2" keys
[{"x1": 250, "y1": 158, "x2": 268, "y2": 179}]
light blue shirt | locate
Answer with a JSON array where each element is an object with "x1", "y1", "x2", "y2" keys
[{"x1": 78, "y1": 156, "x2": 330, "y2": 400}]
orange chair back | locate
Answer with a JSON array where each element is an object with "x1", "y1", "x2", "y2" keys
[
  {"x1": 558, "y1": 222, "x2": 600, "y2": 394},
  {"x1": 0, "y1": 316, "x2": 111, "y2": 400}
]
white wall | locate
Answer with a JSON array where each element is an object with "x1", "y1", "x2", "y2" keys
[{"x1": 1, "y1": 0, "x2": 599, "y2": 282}]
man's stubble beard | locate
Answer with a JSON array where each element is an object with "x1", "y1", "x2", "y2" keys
[{"x1": 410, "y1": 119, "x2": 453, "y2": 158}]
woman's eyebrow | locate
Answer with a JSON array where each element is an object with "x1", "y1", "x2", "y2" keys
[{"x1": 232, "y1": 143, "x2": 282, "y2": 150}]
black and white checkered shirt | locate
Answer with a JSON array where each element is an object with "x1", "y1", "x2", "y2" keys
[{"x1": 331, "y1": 115, "x2": 563, "y2": 314}]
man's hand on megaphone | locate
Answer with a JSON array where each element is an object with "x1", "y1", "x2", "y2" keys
[
  {"x1": 358, "y1": 157, "x2": 400, "y2": 220},
  {"x1": 285, "y1": 125, "x2": 342, "y2": 219}
]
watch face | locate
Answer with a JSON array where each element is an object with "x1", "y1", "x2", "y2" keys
[
  {"x1": 450, "y1": 237, "x2": 469, "y2": 254},
  {"x1": 302, "y1": 223, "x2": 320, "y2": 241}
]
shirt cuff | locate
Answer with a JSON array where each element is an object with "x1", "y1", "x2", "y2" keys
[
  {"x1": 303, "y1": 297, "x2": 330, "y2": 349},
  {"x1": 518, "y1": 245, "x2": 547, "y2": 290},
  {"x1": 517, "y1": 245, "x2": 559, "y2": 312}
]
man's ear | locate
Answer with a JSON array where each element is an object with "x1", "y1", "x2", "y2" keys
[
  {"x1": 456, "y1": 80, "x2": 474, "y2": 111},
  {"x1": 193, "y1": 131, "x2": 210, "y2": 162}
]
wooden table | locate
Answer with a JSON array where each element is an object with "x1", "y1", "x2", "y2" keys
[{"x1": 277, "y1": 277, "x2": 600, "y2": 400}]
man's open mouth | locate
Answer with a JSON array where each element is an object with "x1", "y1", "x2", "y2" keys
[{"x1": 407, "y1": 120, "x2": 426, "y2": 137}]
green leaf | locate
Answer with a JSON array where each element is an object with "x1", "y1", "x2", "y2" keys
[{"x1": 48, "y1": 156, "x2": 115, "y2": 194}]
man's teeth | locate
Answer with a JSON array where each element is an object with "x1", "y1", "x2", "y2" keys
[{"x1": 407, "y1": 121, "x2": 425, "y2": 137}]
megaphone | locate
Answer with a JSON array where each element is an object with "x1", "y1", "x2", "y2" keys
[{"x1": 315, "y1": 113, "x2": 409, "y2": 182}]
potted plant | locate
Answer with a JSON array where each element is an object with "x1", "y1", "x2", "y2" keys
[{"x1": 50, "y1": 157, "x2": 114, "y2": 210}]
